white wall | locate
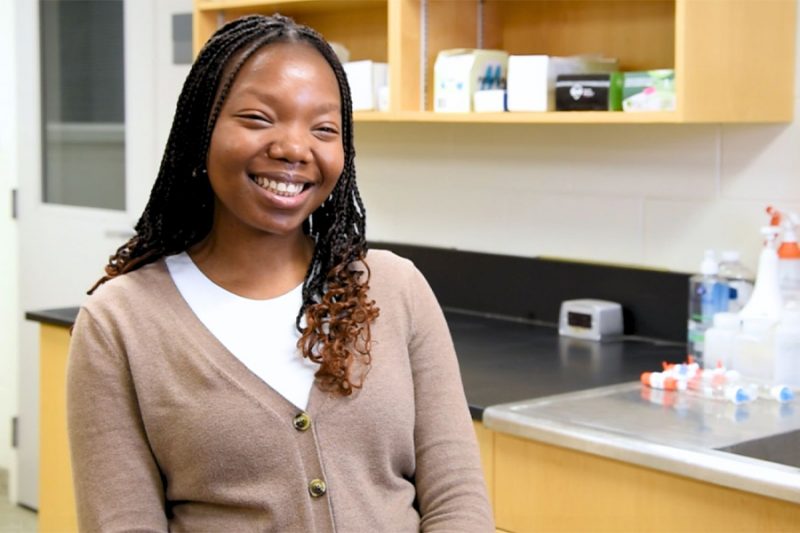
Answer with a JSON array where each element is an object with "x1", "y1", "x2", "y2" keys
[
  {"x1": 0, "y1": 0, "x2": 19, "y2": 477},
  {"x1": 355, "y1": 9, "x2": 800, "y2": 276}
]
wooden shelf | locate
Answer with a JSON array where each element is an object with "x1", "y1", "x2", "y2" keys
[
  {"x1": 354, "y1": 111, "x2": 683, "y2": 124},
  {"x1": 194, "y1": 0, "x2": 797, "y2": 124},
  {"x1": 195, "y1": 0, "x2": 378, "y2": 13}
]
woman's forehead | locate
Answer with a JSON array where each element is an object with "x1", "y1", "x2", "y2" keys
[
  {"x1": 225, "y1": 40, "x2": 329, "y2": 80},
  {"x1": 228, "y1": 42, "x2": 339, "y2": 100}
]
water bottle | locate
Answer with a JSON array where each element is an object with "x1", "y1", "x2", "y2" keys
[
  {"x1": 687, "y1": 250, "x2": 730, "y2": 366},
  {"x1": 718, "y1": 250, "x2": 754, "y2": 313}
]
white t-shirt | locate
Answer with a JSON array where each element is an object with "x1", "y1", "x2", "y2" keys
[{"x1": 165, "y1": 252, "x2": 317, "y2": 410}]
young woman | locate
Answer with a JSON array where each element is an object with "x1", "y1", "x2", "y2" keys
[{"x1": 67, "y1": 14, "x2": 493, "y2": 532}]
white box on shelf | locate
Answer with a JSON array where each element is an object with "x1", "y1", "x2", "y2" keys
[
  {"x1": 434, "y1": 49, "x2": 509, "y2": 112},
  {"x1": 473, "y1": 89, "x2": 506, "y2": 112},
  {"x1": 507, "y1": 55, "x2": 618, "y2": 112},
  {"x1": 343, "y1": 60, "x2": 388, "y2": 111}
]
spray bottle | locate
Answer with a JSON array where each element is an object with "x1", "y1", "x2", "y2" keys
[
  {"x1": 774, "y1": 208, "x2": 800, "y2": 304},
  {"x1": 740, "y1": 224, "x2": 783, "y2": 322},
  {"x1": 736, "y1": 222, "x2": 782, "y2": 380}
]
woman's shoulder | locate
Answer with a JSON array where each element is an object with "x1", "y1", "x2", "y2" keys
[
  {"x1": 81, "y1": 259, "x2": 173, "y2": 320},
  {"x1": 363, "y1": 248, "x2": 419, "y2": 283},
  {"x1": 362, "y1": 248, "x2": 436, "y2": 307}
]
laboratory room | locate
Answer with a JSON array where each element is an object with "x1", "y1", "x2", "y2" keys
[{"x1": 2, "y1": 0, "x2": 800, "y2": 532}]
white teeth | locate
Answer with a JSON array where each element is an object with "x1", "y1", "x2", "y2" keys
[{"x1": 251, "y1": 175, "x2": 305, "y2": 197}]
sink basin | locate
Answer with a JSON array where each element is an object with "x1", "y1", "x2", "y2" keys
[{"x1": 716, "y1": 429, "x2": 800, "y2": 469}]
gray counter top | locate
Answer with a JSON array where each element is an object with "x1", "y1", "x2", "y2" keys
[{"x1": 483, "y1": 382, "x2": 800, "y2": 504}]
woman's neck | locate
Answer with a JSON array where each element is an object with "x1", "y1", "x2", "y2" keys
[{"x1": 187, "y1": 225, "x2": 313, "y2": 300}]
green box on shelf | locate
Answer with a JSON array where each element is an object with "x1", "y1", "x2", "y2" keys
[{"x1": 622, "y1": 69, "x2": 676, "y2": 112}]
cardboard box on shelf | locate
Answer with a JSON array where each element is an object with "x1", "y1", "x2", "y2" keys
[
  {"x1": 622, "y1": 69, "x2": 676, "y2": 112},
  {"x1": 434, "y1": 49, "x2": 509, "y2": 112},
  {"x1": 507, "y1": 55, "x2": 619, "y2": 112},
  {"x1": 555, "y1": 73, "x2": 623, "y2": 111},
  {"x1": 343, "y1": 60, "x2": 388, "y2": 111},
  {"x1": 473, "y1": 89, "x2": 506, "y2": 112}
]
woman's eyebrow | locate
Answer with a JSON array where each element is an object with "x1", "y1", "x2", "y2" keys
[{"x1": 235, "y1": 85, "x2": 341, "y2": 114}]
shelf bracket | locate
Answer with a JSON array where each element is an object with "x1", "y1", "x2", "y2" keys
[
  {"x1": 420, "y1": 0, "x2": 428, "y2": 111},
  {"x1": 477, "y1": 0, "x2": 484, "y2": 49}
]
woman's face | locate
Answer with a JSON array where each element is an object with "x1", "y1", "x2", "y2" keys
[{"x1": 205, "y1": 41, "x2": 344, "y2": 240}]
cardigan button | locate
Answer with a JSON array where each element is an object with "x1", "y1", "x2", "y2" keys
[
  {"x1": 293, "y1": 412, "x2": 311, "y2": 432},
  {"x1": 308, "y1": 478, "x2": 327, "y2": 498}
]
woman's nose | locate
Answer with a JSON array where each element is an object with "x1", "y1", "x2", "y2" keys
[{"x1": 266, "y1": 126, "x2": 310, "y2": 163}]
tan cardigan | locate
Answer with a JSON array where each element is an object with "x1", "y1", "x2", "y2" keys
[{"x1": 67, "y1": 250, "x2": 494, "y2": 532}]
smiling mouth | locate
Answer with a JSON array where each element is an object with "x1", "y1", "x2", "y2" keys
[{"x1": 249, "y1": 174, "x2": 309, "y2": 197}]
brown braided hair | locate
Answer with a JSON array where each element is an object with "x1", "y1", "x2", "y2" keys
[{"x1": 89, "y1": 14, "x2": 379, "y2": 395}]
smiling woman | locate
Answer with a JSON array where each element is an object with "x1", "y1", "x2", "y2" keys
[
  {"x1": 65, "y1": 13, "x2": 493, "y2": 533},
  {"x1": 204, "y1": 41, "x2": 344, "y2": 245}
]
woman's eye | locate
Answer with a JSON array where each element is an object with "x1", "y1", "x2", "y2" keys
[
  {"x1": 316, "y1": 126, "x2": 339, "y2": 135},
  {"x1": 238, "y1": 114, "x2": 270, "y2": 123}
]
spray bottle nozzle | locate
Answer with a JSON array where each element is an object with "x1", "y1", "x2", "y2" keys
[
  {"x1": 767, "y1": 205, "x2": 782, "y2": 226},
  {"x1": 766, "y1": 206, "x2": 800, "y2": 238}
]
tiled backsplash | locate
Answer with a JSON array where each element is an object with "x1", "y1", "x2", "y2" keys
[{"x1": 356, "y1": 118, "x2": 800, "y2": 276}]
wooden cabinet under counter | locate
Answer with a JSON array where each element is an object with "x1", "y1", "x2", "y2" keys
[
  {"x1": 491, "y1": 433, "x2": 800, "y2": 533},
  {"x1": 483, "y1": 383, "x2": 800, "y2": 532},
  {"x1": 35, "y1": 320, "x2": 78, "y2": 532}
]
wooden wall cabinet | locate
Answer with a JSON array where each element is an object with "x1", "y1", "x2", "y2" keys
[{"x1": 193, "y1": 0, "x2": 796, "y2": 124}]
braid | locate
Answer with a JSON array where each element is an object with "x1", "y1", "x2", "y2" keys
[{"x1": 91, "y1": 14, "x2": 378, "y2": 396}]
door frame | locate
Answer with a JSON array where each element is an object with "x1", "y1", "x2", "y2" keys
[{"x1": 13, "y1": 0, "x2": 160, "y2": 507}]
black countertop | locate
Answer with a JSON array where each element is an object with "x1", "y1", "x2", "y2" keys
[
  {"x1": 444, "y1": 310, "x2": 686, "y2": 418},
  {"x1": 26, "y1": 308, "x2": 79, "y2": 328},
  {"x1": 26, "y1": 306, "x2": 687, "y2": 419}
]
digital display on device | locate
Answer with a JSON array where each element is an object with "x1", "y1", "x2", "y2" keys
[{"x1": 567, "y1": 311, "x2": 592, "y2": 329}]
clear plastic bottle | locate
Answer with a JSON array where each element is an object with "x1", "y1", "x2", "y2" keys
[
  {"x1": 718, "y1": 250, "x2": 754, "y2": 313},
  {"x1": 704, "y1": 312, "x2": 740, "y2": 370},
  {"x1": 744, "y1": 381, "x2": 795, "y2": 403},
  {"x1": 734, "y1": 317, "x2": 775, "y2": 381},
  {"x1": 686, "y1": 368, "x2": 753, "y2": 404},
  {"x1": 774, "y1": 304, "x2": 800, "y2": 387},
  {"x1": 687, "y1": 250, "x2": 730, "y2": 366}
]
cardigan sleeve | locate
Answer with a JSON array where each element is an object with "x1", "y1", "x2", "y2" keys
[
  {"x1": 66, "y1": 307, "x2": 169, "y2": 532},
  {"x1": 406, "y1": 267, "x2": 495, "y2": 532}
]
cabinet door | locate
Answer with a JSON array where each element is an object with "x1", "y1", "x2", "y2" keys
[
  {"x1": 678, "y1": 0, "x2": 796, "y2": 122},
  {"x1": 493, "y1": 433, "x2": 800, "y2": 533}
]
